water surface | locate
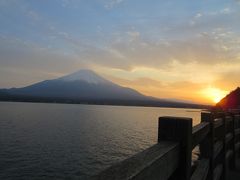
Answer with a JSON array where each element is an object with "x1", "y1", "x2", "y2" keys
[{"x1": 0, "y1": 102, "x2": 201, "y2": 179}]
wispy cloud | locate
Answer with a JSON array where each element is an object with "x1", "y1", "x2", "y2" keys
[
  {"x1": 103, "y1": 0, "x2": 125, "y2": 9},
  {"x1": 0, "y1": 0, "x2": 240, "y2": 103}
]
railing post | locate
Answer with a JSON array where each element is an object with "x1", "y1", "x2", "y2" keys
[
  {"x1": 200, "y1": 112, "x2": 214, "y2": 180},
  {"x1": 158, "y1": 116, "x2": 192, "y2": 180},
  {"x1": 219, "y1": 113, "x2": 226, "y2": 180},
  {"x1": 229, "y1": 113, "x2": 236, "y2": 170},
  {"x1": 236, "y1": 113, "x2": 240, "y2": 155}
]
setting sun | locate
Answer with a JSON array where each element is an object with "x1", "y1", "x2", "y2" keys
[
  {"x1": 213, "y1": 95, "x2": 223, "y2": 104},
  {"x1": 201, "y1": 87, "x2": 228, "y2": 104}
]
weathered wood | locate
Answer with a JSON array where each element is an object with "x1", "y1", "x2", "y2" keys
[
  {"x1": 235, "y1": 128, "x2": 240, "y2": 136},
  {"x1": 192, "y1": 122, "x2": 210, "y2": 149},
  {"x1": 225, "y1": 133, "x2": 233, "y2": 145},
  {"x1": 225, "y1": 116, "x2": 233, "y2": 124},
  {"x1": 214, "y1": 141, "x2": 223, "y2": 160},
  {"x1": 213, "y1": 164, "x2": 223, "y2": 180},
  {"x1": 158, "y1": 116, "x2": 192, "y2": 180},
  {"x1": 234, "y1": 115, "x2": 240, "y2": 128},
  {"x1": 91, "y1": 142, "x2": 179, "y2": 180},
  {"x1": 228, "y1": 113, "x2": 236, "y2": 169},
  {"x1": 191, "y1": 159, "x2": 209, "y2": 180},
  {"x1": 225, "y1": 150, "x2": 233, "y2": 161},
  {"x1": 214, "y1": 118, "x2": 223, "y2": 129},
  {"x1": 235, "y1": 142, "x2": 240, "y2": 151},
  {"x1": 225, "y1": 150, "x2": 233, "y2": 178},
  {"x1": 225, "y1": 149, "x2": 234, "y2": 179},
  {"x1": 235, "y1": 114, "x2": 240, "y2": 155},
  {"x1": 93, "y1": 111, "x2": 240, "y2": 180},
  {"x1": 220, "y1": 113, "x2": 227, "y2": 180},
  {"x1": 200, "y1": 112, "x2": 214, "y2": 180}
]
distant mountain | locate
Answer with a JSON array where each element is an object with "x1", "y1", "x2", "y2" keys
[
  {"x1": 0, "y1": 69, "x2": 149, "y2": 100},
  {"x1": 216, "y1": 87, "x2": 240, "y2": 110},
  {"x1": 58, "y1": 69, "x2": 112, "y2": 84},
  {"x1": 0, "y1": 69, "x2": 207, "y2": 108}
]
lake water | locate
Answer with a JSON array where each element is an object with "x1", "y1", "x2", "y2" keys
[{"x1": 0, "y1": 102, "x2": 202, "y2": 180}]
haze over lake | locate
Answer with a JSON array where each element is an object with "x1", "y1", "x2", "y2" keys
[{"x1": 0, "y1": 102, "x2": 201, "y2": 180}]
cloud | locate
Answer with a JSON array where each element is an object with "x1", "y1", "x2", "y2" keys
[
  {"x1": 103, "y1": 0, "x2": 124, "y2": 9},
  {"x1": 221, "y1": 8, "x2": 232, "y2": 14},
  {"x1": 61, "y1": 0, "x2": 71, "y2": 7},
  {"x1": 25, "y1": 10, "x2": 43, "y2": 23},
  {"x1": 0, "y1": 0, "x2": 239, "y2": 104},
  {"x1": 189, "y1": 13, "x2": 203, "y2": 26},
  {"x1": 214, "y1": 70, "x2": 240, "y2": 91},
  {"x1": 106, "y1": 75, "x2": 164, "y2": 87},
  {"x1": 0, "y1": 0, "x2": 19, "y2": 7},
  {"x1": 127, "y1": 31, "x2": 140, "y2": 41},
  {"x1": 207, "y1": 7, "x2": 234, "y2": 16},
  {"x1": 37, "y1": 24, "x2": 239, "y2": 75},
  {"x1": 0, "y1": 37, "x2": 87, "y2": 87},
  {"x1": 104, "y1": 72, "x2": 209, "y2": 103},
  {"x1": 60, "y1": 0, "x2": 80, "y2": 8},
  {"x1": 90, "y1": 31, "x2": 237, "y2": 70},
  {"x1": 1, "y1": 0, "x2": 239, "y2": 73},
  {"x1": 195, "y1": 13, "x2": 202, "y2": 18}
]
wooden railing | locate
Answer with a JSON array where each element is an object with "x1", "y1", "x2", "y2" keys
[{"x1": 92, "y1": 111, "x2": 240, "y2": 180}]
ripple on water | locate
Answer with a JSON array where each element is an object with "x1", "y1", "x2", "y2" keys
[{"x1": 0, "y1": 102, "x2": 201, "y2": 179}]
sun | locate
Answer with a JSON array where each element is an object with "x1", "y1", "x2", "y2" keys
[
  {"x1": 202, "y1": 87, "x2": 228, "y2": 104},
  {"x1": 213, "y1": 95, "x2": 223, "y2": 103}
]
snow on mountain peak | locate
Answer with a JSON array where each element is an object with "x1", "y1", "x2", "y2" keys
[{"x1": 58, "y1": 69, "x2": 111, "y2": 84}]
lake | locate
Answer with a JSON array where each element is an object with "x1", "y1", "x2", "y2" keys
[{"x1": 0, "y1": 102, "x2": 202, "y2": 180}]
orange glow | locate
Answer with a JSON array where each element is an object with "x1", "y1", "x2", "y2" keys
[{"x1": 201, "y1": 87, "x2": 228, "y2": 104}]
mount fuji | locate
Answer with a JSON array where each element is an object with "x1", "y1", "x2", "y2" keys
[
  {"x1": 0, "y1": 69, "x2": 205, "y2": 108},
  {"x1": 0, "y1": 69, "x2": 152, "y2": 100}
]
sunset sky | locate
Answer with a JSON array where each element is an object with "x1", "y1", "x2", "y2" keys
[{"x1": 0, "y1": 0, "x2": 240, "y2": 104}]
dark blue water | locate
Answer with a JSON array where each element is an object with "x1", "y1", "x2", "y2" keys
[{"x1": 0, "y1": 102, "x2": 201, "y2": 179}]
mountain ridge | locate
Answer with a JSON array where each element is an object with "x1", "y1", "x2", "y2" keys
[
  {"x1": 216, "y1": 87, "x2": 240, "y2": 110},
  {"x1": 0, "y1": 69, "x2": 151, "y2": 100},
  {"x1": 58, "y1": 69, "x2": 113, "y2": 84},
  {"x1": 0, "y1": 69, "x2": 208, "y2": 108}
]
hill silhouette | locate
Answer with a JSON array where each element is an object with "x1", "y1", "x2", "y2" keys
[
  {"x1": 0, "y1": 69, "x2": 208, "y2": 108},
  {"x1": 216, "y1": 87, "x2": 240, "y2": 110}
]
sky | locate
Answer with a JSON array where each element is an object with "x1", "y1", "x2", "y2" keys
[{"x1": 0, "y1": 0, "x2": 240, "y2": 104}]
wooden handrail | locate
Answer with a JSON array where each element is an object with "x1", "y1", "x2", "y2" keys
[
  {"x1": 213, "y1": 164, "x2": 223, "y2": 180},
  {"x1": 92, "y1": 110, "x2": 240, "y2": 180},
  {"x1": 192, "y1": 122, "x2": 210, "y2": 149},
  {"x1": 91, "y1": 142, "x2": 179, "y2": 180},
  {"x1": 214, "y1": 118, "x2": 223, "y2": 128},
  {"x1": 191, "y1": 159, "x2": 209, "y2": 180}
]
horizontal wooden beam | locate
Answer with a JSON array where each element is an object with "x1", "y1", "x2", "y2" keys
[
  {"x1": 225, "y1": 133, "x2": 233, "y2": 145},
  {"x1": 225, "y1": 116, "x2": 233, "y2": 124},
  {"x1": 91, "y1": 142, "x2": 179, "y2": 180},
  {"x1": 93, "y1": 112, "x2": 240, "y2": 180},
  {"x1": 214, "y1": 118, "x2": 223, "y2": 129},
  {"x1": 191, "y1": 159, "x2": 209, "y2": 180},
  {"x1": 213, "y1": 164, "x2": 223, "y2": 180},
  {"x1": 214, "y1": 141, "x2": 223, "y2": 160},
  {"x1": 235, "y1": 128, "x2": 240, "y2": 136},
  {"x1": 225, "y1": 150, "x2": 233, "y2": 161},
  {"x1": 235, "y1": 142, "x2": 240, "y2": 151},
  {"x1": 192, "y1": 122, "x2": 210, "y2": 149}
]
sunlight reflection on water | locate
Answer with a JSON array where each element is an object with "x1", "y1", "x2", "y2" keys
[{"x1": 0, "y1": 102, "x2": 202, "y2": 179}]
